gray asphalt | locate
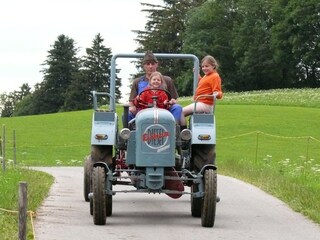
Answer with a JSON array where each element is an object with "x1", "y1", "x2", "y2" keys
[{"x1": 32, "y1": 167, "x2": 320, "y2": 240}]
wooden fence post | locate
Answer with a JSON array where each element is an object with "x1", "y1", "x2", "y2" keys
[
  {"x1": 255, "y1": 131, "x2": 260, "y2": 162},
  {"x1": 13, "y1": 129, "x2": 17, "y2": 165},
  {"x1": 1, "y1": 125, "x2": 5, "y2": 172},
  {"x1": 18, "y1": 182, "x2": 28, "y2": 240}
]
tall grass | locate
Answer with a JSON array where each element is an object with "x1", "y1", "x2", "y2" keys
[
  {"x1": 179, "y1": 88, "x2": 320, "y2": 224},
  {"x1": 0, "y1": 167, "x2": 54, "y2": 240},
  {"x1": 0, "y1": 110, "x2": 92, "y2": 166}
]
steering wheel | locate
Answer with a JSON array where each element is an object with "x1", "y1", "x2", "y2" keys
[{"x1": 136, "y1": 88, "x2": 172, "y2": 109}]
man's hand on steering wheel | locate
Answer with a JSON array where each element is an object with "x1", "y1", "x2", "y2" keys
[{"x1": 168, "y1": 98, "x2": 176, "y2": 105}]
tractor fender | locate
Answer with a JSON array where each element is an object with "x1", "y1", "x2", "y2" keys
[
  {"x1": 93, "y1": 161, "x2": 111, "y2": 173},
  {"x1": 199, "y1": 164, "x2": 217, "y2": 175}
]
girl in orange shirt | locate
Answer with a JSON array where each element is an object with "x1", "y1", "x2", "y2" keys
[{"x1": 183, "y1": 55, "x2": 223, "y2": 117}]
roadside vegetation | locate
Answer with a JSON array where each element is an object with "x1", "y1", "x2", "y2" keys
[
  {"x1": 0, "y1": 88, "x2": 320, "y2": 239},
  {"x1": 0, "y1": 168, "x2": 53, "y2": 240}
]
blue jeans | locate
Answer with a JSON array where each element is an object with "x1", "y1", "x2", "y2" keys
[{"x1": 169, "y1": 103, "x2": 182, "y2": 122}]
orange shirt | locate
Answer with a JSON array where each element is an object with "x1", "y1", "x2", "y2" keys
[{"x1": 193, "y1": 70, "x2": 223, "y2": 105}]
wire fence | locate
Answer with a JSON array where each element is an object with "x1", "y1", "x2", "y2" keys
[
  {"x1": 1, "y1": 126, "x2": 320, "y2": 173},
  {"x1": 217, "y1": 130, "x2": 320, "y2": 177}
]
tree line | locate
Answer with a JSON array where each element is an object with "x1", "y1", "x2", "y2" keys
[
  {"x1": 135, "y1": 0, "x2": 319, "y2": 95},
  {"x1": 1, "y1": 0, "x2": 319, "y2": 117},
  {"x1": 1, "y1": 33, "x2": 120, "y2": 117}
]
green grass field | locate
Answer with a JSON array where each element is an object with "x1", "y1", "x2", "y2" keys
[{"x1": 1, "y1": 88, "x2": 320, "y2": 239}]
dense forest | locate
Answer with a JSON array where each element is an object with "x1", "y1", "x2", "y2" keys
[{"x1": 1, "y1": 0, "x2": 319, "y2": 117}]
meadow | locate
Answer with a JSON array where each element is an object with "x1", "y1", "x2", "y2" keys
[{"x1": 0, "y1": 88, "x2": 320, "y2": 239}]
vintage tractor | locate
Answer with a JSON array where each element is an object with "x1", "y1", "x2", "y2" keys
[{"x1": 83, "y1": 53, "x2": 219, "y2": 227}]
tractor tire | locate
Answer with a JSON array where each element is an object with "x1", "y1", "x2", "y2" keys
[
  {"x1": 191, "y1": 144, "x2": 216, "y2": 172},
  {"x1": 92, "y1": 166, "x2": 106, "y2": 225},
  {"x1": 91, "y1": 192, "x2": 112, "y2": 217},
  {"x1": 201, "y1": 169, "x2": 217, "y2": 227},
  {"x1": 191, "y1": 184, "x2": 202, "y2": 217},
  {"x1": 83, "y1": 155, "x2": 93, "y2": 202},
  {"x1": 91, "y1": 145, "x2": 113, "y2": 165},
  {"x1": 84, "y1": 145, "x2": 113, "y2": 203},
  {"x1": 90, "y1": 198, "x2": 93, "y2": 215},
  {"x1": 106, "y1": 185, "x2": 113, "y2": 217}
]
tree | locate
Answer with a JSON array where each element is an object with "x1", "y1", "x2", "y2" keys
[
  {"x1": 181, "y1": 0, "x2": 239, "y2": 93},
  {"x1": 182, "y1": 0, "x2": 304, "y2": 92},
  {"x1": 13, "y1": 83, "x2": 45, "y2": 116},
  {"x1": 0, "y1": 83, "x2": 32, "y2": 117},
  {"x1": 62, "y1": 70, "x2": 91, "y2": 111},
  {"x1": 82, "y1": 33, "x2": 120, "y2": 104},
  {"x1": 13, "y1": 94, "x2": 36, "y2": 116},
  {"x1": 133, "y1": 0, "x2": 205, "y2": 92},
  {"x1": 231, "y1": 0, "x2": 279, "y2": 91},
  {"x1": 0, "y1": 93, "x2": 14, "y2": 117},
  {"x1": 39, "y1": 34, "x2": 81, "y2": 113},
  {"x1": 12, "y1": 34, "x2": 122, "y2": 115},
  {"x1": 271, "y1": 0, "x2": 320, "y2": 88},
  {"x1": 15, "y1": 83, "x2": 31, "y2": 101},
  {"x1": 64, "y1": 33, "x2": 120, "y2": 111}
]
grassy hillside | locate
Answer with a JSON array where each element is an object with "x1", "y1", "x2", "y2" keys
[
  {"x1": 0, "y1": 88, "x2": 320, "y2": 239},
  {"x1": 1, "y1": 88, "x2": 320, "y2": 167}
]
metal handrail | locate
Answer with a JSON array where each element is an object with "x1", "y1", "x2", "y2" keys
[
  {"x1": 193, "y1": 93, "x2": 218, "y2": 115},
  {"x1": 109, "y1": 53, "x2": 200, "y2": 111}
]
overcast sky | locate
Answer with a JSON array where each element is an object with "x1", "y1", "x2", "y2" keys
[{"x1": 0, "y1": 0, "x2": 162, "y2": 101}]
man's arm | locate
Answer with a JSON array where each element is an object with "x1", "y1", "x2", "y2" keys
[
  {"x1": 128, "y1": 77, "x2": 140, "y2": 114},
  {"x1": 129, "y1": 77, "x2": 141, "y2": 104},
  {"x1": 163, "y1": 76, "x2": 179, "y2": 99}
]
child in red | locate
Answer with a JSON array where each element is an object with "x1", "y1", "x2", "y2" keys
[{"x1": 134, "y1": 71, "x2": 170, "y2": 110}]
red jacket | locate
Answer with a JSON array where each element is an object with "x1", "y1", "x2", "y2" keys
[{"x1": 134, "y1": 87, "x2": 169, "y2": 110}]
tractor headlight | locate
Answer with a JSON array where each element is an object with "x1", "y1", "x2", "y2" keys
[
  {"x1": 180, "y1": 129, "x2": 192, "y2": 141},
  {"x1": 120, "y1": 128, "x2": 131, "y2": 140}
]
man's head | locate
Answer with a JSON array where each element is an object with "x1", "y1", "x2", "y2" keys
[
  {"x1": 142, "y1": 51, "x2": 158, "y2": 65},
  {"x1": 142, "y1": 51, "x2": 159, "y2": 77}
]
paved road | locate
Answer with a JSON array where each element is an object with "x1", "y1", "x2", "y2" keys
[{"x1": 33, "y1": 167, "x2": 320, "y2": 240}]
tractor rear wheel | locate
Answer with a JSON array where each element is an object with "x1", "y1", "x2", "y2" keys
[
  {"x1": 90, "y1": 198, "x2": 93, "y2": 215},
  {"x1": 192, "y1": 144, "x2": 216, "y2": 171},
  {"x1": 83, "y1": 155, "x2": 93, "y2": 202},
  {"x1": 201, "y1": 169, "x2": 217, "y2": 227},
  {"x1": 91, "y1": 145, "x2": 113, "y2": 165},
  {"x1": 92, "y1": 166, "x2": 106, "y2": 225}
]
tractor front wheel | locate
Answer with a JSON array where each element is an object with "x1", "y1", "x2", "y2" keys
[
  {"x1": 92, "y1": 166, "x2": 106, "y2": 225},
  {"x1": 201, "y1": 169, "x2": 217, "y2": 227}
]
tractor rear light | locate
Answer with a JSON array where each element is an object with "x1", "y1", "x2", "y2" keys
[
  {"x1": 198, "y1": 134, "x2": 211, "y2": 140},
  {"x1": 180, "y1": 129, "x2": 192, "y2": 141},
  {"x1": 120, "y1": 128, "x2": 131, "y2": 140},
  {"x1": 95, "y1": 134, "x2": 108, "y2": 140}
]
